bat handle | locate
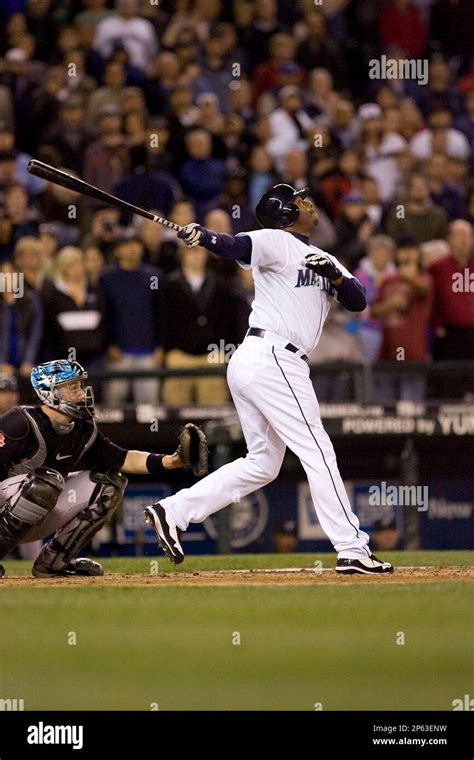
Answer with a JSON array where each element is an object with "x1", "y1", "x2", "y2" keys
[{"x1": 152, "y1": 215, "x2": 182, "y2": 232}]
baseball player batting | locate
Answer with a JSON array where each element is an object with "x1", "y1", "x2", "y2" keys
[
  {"x1": 0, "y1": 359, "x2": 207, "y2": 579},
  {"x1": 145, "y1": 184, "x2": 393, "y2": 575}
]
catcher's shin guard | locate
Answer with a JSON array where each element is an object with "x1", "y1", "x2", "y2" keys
[
  {"x1": 33, "y1": 469, "x2": 128, "y2": 573},
  {"x1": 0, "y1": 467, "x2": 65, "y2": 560}
]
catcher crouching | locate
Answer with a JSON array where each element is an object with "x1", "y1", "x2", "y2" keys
[{"x1": 0, "y1": 360, "x2": 208, "y2": 579}]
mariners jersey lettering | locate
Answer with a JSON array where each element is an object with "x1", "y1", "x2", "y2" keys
[{"x1": 237, "y1": 228, "x2": 355, "y2": 354}]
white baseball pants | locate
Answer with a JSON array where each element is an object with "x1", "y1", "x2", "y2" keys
[{"x1": 161, "y1": 332, "x2": 371, "y2": 558}]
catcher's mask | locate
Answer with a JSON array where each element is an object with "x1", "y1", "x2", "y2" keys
[{"x1": 31, "y1": 360, "x2": 95, "y2": 420}]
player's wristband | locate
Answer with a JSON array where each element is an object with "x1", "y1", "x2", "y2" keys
[{"x1": 146, "y1": 453, "x2": 166, "y2": 477}]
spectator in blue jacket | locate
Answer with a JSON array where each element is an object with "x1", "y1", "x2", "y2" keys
[
  {"x1": 179, "y1": 128, "x2": 226, "y2": 221},
  {"x1": 99, "y1": 236, "x2": 162, "y2": 405}
]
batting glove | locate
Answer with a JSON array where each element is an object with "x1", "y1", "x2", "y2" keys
[
  {"x1": 305, "y1": 253, "x2": 342, "y2": 283},
  {"x1": 177, "y1": 223, "x2": 205, "y2": 248}
]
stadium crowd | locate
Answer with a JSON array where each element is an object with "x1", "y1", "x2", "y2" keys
[{"x1": 0, "y1": 0, "x2": 473, "y2": 405}]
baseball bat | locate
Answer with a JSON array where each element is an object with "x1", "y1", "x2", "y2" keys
[{"x1": 27, "y1": 159, "x2": 183, "y2": 232}]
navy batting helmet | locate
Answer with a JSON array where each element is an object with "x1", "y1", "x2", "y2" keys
[{"x1": 255, "y1": 184, "x2": 310, "y2": 229}]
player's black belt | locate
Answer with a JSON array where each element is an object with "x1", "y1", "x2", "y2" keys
[{"x1": 246, "y1": 327, "x2": 309, "y2": 363}]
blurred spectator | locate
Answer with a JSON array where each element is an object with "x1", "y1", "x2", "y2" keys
[
  {"x1": 247, "y1": 145, "x2": 276, "y2": 211},
  {"x1": 29, "y1": 65, "x2": 66, "y2": 151},
  {"x1": 83, "y1": 104, "x2": 130, "y2": 195},
  {"x1": 238, "y1": 0, "x2": 280, "y2": 68},
  {"x1": 307, "y1": 122, "x2": 345, "y2": 189},
  {"x1": 430, "y1": 0, "x2": 474, "y2": 62},
  {"x1": 328, "y1": 99, "x2": 357, "y2": 149},
  {"x1": 379, "y1": 0, "x2": 427, "y2": 57},
  {"x1": 0, "y1": 259, "x2": 43, "y2": 380},
  {"x1": 195, "y1": 92, "x2": 225, "y2": 139},
  {"x1": 180, "y1": 128, "x2": 226, "y2": 220},
  {"x1": 372, "y1": 237, "x2": 434, "y2": 402},
  {"x1": 93, "y1": 0, "x2": 158, "y2": 73},
  {"x1": 166, "y1": 86, "x2": 200, "y2": 167},
  {"x1": 85, "y1": 60, "x2": 126, "y2": 134},
  {"x1": 419, "y1": 58, "x2": 464, "y2": 118},
  {"x1": 25, "y1": 0, "x2": 58, "y2": 61},
  {"x1": 4, "y1": 183, "x2": 39, "y2": 236},
  {"x1": 227, "y1": 80, "x2": 255, "y2": 128},
  {"x1": 359, "y1": 102, "x2": 407, "y2": 203},
  {"x1": 410, "y1": 106, "x2": 470, "y2": 161},
  {"x1": 253, "y1": 33, "x2": 305, "y2": 101},
  {"x1": 454, "y1": 90, "x2": 474, "y2": 149},
  {"x1": 212, "y1": 168, "x2": 255, "y2": 234},
  {"x1": 41, "y1": 246, "x2": 105, "y2": 368},
  {"x1": 13, "y1": 236, "x2": 47, "y2": 292},
  {"x1": 305, "y1": 71, "x2": 339, "y2": 122},
  {"x1": 398, "y1": 98, "x2": 425, "y2": 142},
  {"x1": 319, "y1": 149, "x2": 362, "y2": 220},
  {"x1": 427, "y1": 152, "x2": 468, "y2": 221},
  {"x1": 266, "y1": 86, "x2": 314, "y2": 172},
  {"x1": 160, "y1": 245, "x2": 249, "y2": 406},
  {"x1": 386, "y1": 173, "x2": 448, "y2": 244},
  {"x1": 334, "y1": 191, "x2": 375, "y2": 269},
  {"x1": 134, "y1": 211, "x2": 169, "y2": 270},
  {"x1": 100, "y1": 236, "x2": 161, "y2": 405},
  {"x1": 354, "y1": 236, "x2": 397, "y2": 362},
  {"x1": 83, "y1": 244, "x2": 106, "y2": 288},
  {"x1": 82, "y1": 206, "x2": 123, "y2": 262},
  {"x1": 0, "y1": 372, "x2": 19, "y2": 414},
  {"x1": 0, "y1": 121, "x2": 46, "y2": 196},
  {"x1": 430, "y1": 220, "x2": 474, "y2": 363},
  {"x1": 113, "y1": 148, "x2": 180, "y2": 223},
  {"x1": 195, "y1": 30, "x2": 234, "y2": 109},
  {"x1": 145, "y1": 117, "x2": 174, "y2": 173},
  {"x1": 0, "y1": 205, "x2": 16, "y2": 262},
  {"x1": 74, "y1": 0, "x2": 113, "y2": 28},
  {"x1": 145, "y1": 51, "x2": 180, "y2": 115},
  {"x1": 40, "y1": 96, "x2": 91, "y2": 174},
  {"x1": 296, "y1": 9, "x2": 346, "y2": 87},
  {"x1": 308, "y1": 304, "x2": 362, "y2": 401},
  {"x1": 361, "y1": 175, "x2": 384, "y2": 228}
]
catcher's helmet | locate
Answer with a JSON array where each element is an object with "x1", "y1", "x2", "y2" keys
[
  {"x1": 31, "y1": 359, "x2": 95, "y2": 420},
  {"x1": 255, "y1": 184, "x2": 310, "y2": 229}
]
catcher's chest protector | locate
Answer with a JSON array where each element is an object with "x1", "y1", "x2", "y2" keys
[{"x1": 8, "y1": 406, "x2": 97, "y2": 477}]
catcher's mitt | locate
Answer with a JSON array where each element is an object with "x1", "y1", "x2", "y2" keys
[{"x1": 176, "y1": 423, "x2": 209, "y2": 477}]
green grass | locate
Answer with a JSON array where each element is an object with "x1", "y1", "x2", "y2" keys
[
  {"x1": 2, "y1": 549, "x2": 473, "y2": 576},
  {"x1": 0, "y1": 584, "x2": 472, "y2": 711},
  {"x1": 0, "y1": 552, "x2": 472, "y2": 711}
]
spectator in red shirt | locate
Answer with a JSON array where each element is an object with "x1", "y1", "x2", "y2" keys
[
  {"x1": 253, "y1": 33, "x2": 305, "y2": 102},
  {"x1": 430, "y1": 220, "x2": 474, "y2": 362},
  {"x1": 372, "y1": 236, "x2": 434, "y2": 402},
  {"x1": 379, "y1": 0, "x2": 428, "y2": 58}
]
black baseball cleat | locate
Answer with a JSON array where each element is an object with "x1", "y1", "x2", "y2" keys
[
  {"x1": 144, "y1": 503, "x2": 184, "y2": 564},
  {"x1": 0, "y1": 563, "x2": 5, "y2": 578},
  {"x1": 336, "y1": 554, "x2": 394, "y2": 575},
  {"x1": 32, "y1": 558, "x2": 104, "y2": 578}
]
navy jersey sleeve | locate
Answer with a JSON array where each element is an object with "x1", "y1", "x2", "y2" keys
[
  {"x1": 0, "y1": 408, "x2": 36, "y2": 475},
  {"x1": 80, "y1": 430, "x2": 128, "y2": 472}
]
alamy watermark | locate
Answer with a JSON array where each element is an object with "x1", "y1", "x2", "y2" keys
[
  {"x1": 0, "y1": 271, "x2": 24, "y2": 298},
  {"x1": 369, "y1": 56, "x2": 428, "y2": 86},
  {"x1": 369, "y1": 482, "x2": 429, "y2": 512}
]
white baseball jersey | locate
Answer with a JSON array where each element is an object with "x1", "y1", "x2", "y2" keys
[{"x1": 237, "y1": 228, "x2": 355, "y2": 355}]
